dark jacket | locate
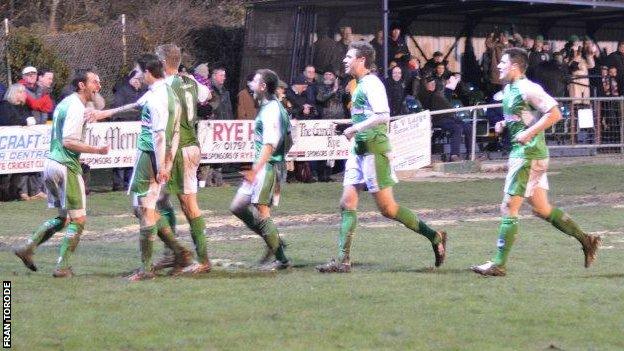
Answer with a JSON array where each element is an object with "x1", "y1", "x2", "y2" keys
[
  {"x1": 209, "y1": 81, "x2": 234, "y2": 120},
  {"x1": 316, "y1": 83, "x2": 347, "y2": 119},
  {"x1": 532, "y1": 60, "x2": 569, "y2": 98},
  {"x1": 112, "y1": 76, "x2": 146, "y2": 121},
  {"x1": 388, "y1": 36, "x2": 410, "y2": 65},
  {"x1": 0, "y1": 101, "x2": 30, "y2": 126},
  {"x1": 385, "y1": 78, "x2": 406, "y2": 117},
  {"x1": 286, "y1": 87, "x2": 318, "y2": 119}
]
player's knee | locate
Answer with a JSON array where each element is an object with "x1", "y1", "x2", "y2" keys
[
  {"x1": 500, "y1": 202, "x2": 510, "y2": 216},
  {"x1": 532, "y1": 206, "x2": 550, "y2": 219},
  {"x1": 378, "y1": 204, "x2": 396, "y2": 218}
]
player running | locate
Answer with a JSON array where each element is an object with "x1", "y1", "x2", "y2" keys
[
  {"x1": 229, "y1": 69, "x2": 292, "y2": 271},
  {"x1": 316, "y1": 42, "x2": 447, "y2": 273},
  {"x1": 14, "y1": 69, "x2": 109, "y2": 277},
  {"x1": 471, "y1": 48, "x2": 601, "y2": 277}
]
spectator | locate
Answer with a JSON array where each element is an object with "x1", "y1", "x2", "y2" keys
[
  {"x1": 418, "y1": 76, "x2": 472, "y2": 161},
  {"x1": 600, "y1": 66, "x2": 623, "y2": 97},
  {"x1": 433, "y1": 62, "x2": 450, "y2": 93},
  {"x1": 607, "y1": 41, "x2": 624, "y2": 75},
  {"x1": 302, "y1": 65, "x2": 319, "y2": 107},
  {"x1": 528, "y1": 35, "x2": 550, "y2": 70},
  {"x1": 522, "y1": 35, "x2": 534, "y2": 51},
  {"x1": 485, "y1": 31, "x2": 511, "y2": 91},
  {"x1": 0, "y1": 83, "x2": 32, "y2": 126},
  {"x1": 286, "y1": 76, "x2": 316, "y2": 119},
  {"x1": 388, "y1": 24, "x2": 410, "y2": 67},
  {"x1": 0, "y1": 84, "x2": 40, "y2": 200},
  {"x1": 407, "y1": 58, "x2": 423, "y2": 97},
  {"x1": 193, "y1": 63, "x2": 212, "y2": 120},
  {"x1": 286, "y1": 76, "x2": 315, "y2": 182},
  {"x1": 316, "y1": 66, "x2": 347, "y2": 120},
  {"x1": 532, "y1": 53, "x2": 568, "y2": 97},
  {"x1": 19, "y1": 66, "x2": 54, "y2": 124},
  {"x1": 568, "y1": 41, "x2": 596, "y2": 103},
  {"x1": 0, "y1": 82, "x2": 6, "y2": 99},
  {"x1": 335, "y1": 26, "x2": 353, "y2": 76},
  {"x1": 110, "y1": 70, "x2": 146, "y2": 191},
  {"x1": 236, "y1": 73, "x2": 258, "y2": 120},
  {"x1": 386, "y1": 65, "x2": 406, "y2": 117},
  {"x1": 209, "y1": 67, "x2": 233, "y2": 120},
  {"x1": 423, "y1": 51, "x2": 447, "y2": 75},
  {"x1": 370, "y1": 29, "x2": 384, "y2": 72},
  {"x1": 202, "y1": 67, "x2": 233, "y2": 187},
  {"x1": 313, "y1": 29, "x2": 341, "y2": 74}
]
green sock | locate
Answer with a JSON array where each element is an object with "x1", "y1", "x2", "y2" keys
[
  {"x1": 140, "y1": 226, "x2": 156, "y2": 272},
  {"x1": 189, "y1": 216, "x2": 208, "y2": 263},
  {"x1": 160, "y1": 208, "x2": 177, "y2": 233},
  {"x1": 156, "y1": 217, "x2": 185, "y2": 256},
  {"x1": 29, "y1": 216, "x2": 65, "y2": 251},
  {"x1": 548, "y1": 208, "x2": 586, "y2": 243},
  {"x1": 337, "y1": 209, "x2": 357, "y2": 261},
  {"x1": 492, "y1": 216, "x2": 518, "y2": 267},
  {"x1": 56, "y1": 222, "x2": 84, "y2": 269},
  {"x1": 233, "y1": 205, "x2": 263, "y2": 236},
  {"x1": 394, "y1": 205, "x2": 439, "y2": 244},
  {"x1": 258, "y1": 218, "x2": 288, "y2": 263}
]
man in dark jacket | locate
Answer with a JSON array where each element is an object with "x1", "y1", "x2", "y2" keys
[
  {"x1": 418, "y1": 76, "x2": 472, "y2": 161},
  {"x1": 110, "y1": 71, "x2": 146, "y2": 191}
]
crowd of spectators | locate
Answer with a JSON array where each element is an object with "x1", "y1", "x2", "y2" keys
[{"x1": 2, "y1": 27, "x2": 624, "y2": 197}]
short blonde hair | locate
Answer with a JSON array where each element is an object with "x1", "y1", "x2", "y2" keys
[
  {"x1": 155, "y1": 43, "x2": 182, "y2": 70},
  {"x1": 4, "y1": 83, "x2": 26, "y2": 105},
  {"x1": 194, "y1": 63, "x2": 209, "y2": 78}
]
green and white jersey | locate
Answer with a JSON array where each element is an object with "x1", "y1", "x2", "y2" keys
[
  {"x1": 350, "y1": 74, "x2": 391, "y2": 154},
  {"x1": 502, "y1": 77, "x2": 558, "y2": 160},
  {"x1": 254, "y1": 99, "x2": 290, "y2": 163},
  {"x1": 48, "y1": 93, "x2": 86, "y2": 175},
  {"x1": 165, "y1": 75, "x2": 210, "y2": 148},
  {"x1": 136, "y1": 79, "x2": 178, "y2": 153}
]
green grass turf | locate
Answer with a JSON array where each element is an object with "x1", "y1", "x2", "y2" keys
[{"x1": 0, "y1": 163, "x2": 623, "y2": 350}]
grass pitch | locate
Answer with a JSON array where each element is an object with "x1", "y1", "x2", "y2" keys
[{"x1": 1, "y1": 163, "x2": 623, "y2": 350}]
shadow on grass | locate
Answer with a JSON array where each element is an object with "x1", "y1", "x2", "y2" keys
[{"x1": 581, "y1": 273, "x2": 624, "y2": 279}]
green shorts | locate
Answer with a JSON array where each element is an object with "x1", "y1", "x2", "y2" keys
[
  {"x1": 43, "y1": 159, "x2": 86, "y2": 218},
  {"x1": 167, "y1": 145, "x2": 201, "y2": 195},
  {"x1": 342, "y1": 152, "x2": 397, "y2": 192},
  {"x1": 504, "y1": 158, "x2": 549, "y2": 197},
  {"x1": 235, "y1": 162, "x2": 285, "y2": 206},
  {"x1": 129, "y1": 150, "x2": 161, "y2": 209}
]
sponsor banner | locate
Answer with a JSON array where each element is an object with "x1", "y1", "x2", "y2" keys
[
  {"x1": 389, "y1": 111, "x2": 432, "y2": 171},
  {"x1": 0, "y1": 114, "x2": 431, "y2": 174}
]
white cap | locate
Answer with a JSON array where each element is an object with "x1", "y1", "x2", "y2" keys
[{"x1": 22, "y1": 66, "x2": 37, "y2": 75}]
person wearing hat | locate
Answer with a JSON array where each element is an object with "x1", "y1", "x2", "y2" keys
[
  {"x1": 285, "y1": 75, "x2": 317, "y2": 120},
  {"x1": 423, "y1": 51, "x2": 448, "y2": 75},
  {"x1": 19, "y1": 66, "x2": 55, "y2": 124}
]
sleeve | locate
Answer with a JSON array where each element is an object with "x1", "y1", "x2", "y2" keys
[
  {"x1": 523, "y1": 81, "x2": 558, "y2": 114},
  {"x1": 194, "y1": 78, "x2": 210, "y2": 103},
  {"x1": 62, "y1": 103, "x2": 85, "y2": 141},
  {"x1": 25, "y1": 93, "x2": 54, "y2": 113},
  {"x1": 366, "y1": 77, "x2": 390, "y2": 114},
  {"x1": 261, "y1": 103, "x2": 281, "y2": 148}
]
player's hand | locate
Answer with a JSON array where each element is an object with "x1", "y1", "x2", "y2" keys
[
  {"x1": 334, "y1": 122, "x2": 352, "y2": 136},
  {"x1": 494, "y1": 120, "x2": 506, "y2": 134},
  {"x1": 515, "y1": 130, "x2": 533, "y2": 145},
  {"x1": 84, "y1": 109, "x2": 109, "y2": 122},
  {"x1": 157, "y1": 169, "x2": 170, "y2": 184},
  {"x1": 342, "y1": 126, "x2": 357, "y2": 140},
  {"x1": 241, "y1": 169, "x2": 257, "y2": 183},
  {"x1": 98, "y1": 145, "x2": 110, "y2": 155}
]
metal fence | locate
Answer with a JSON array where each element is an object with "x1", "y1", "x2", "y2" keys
[{"x1": 426, "y1": 96, "x2": 624, "y2": 161}]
